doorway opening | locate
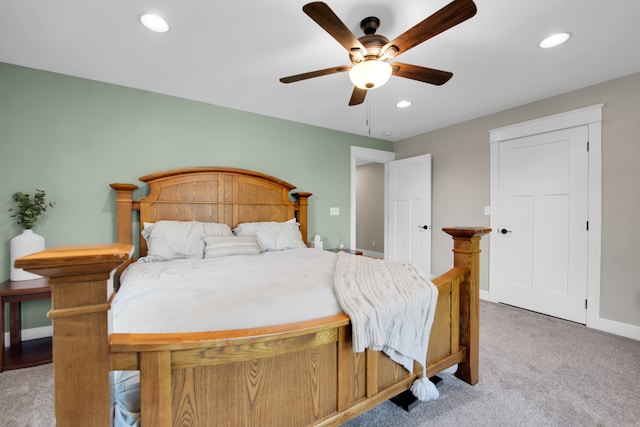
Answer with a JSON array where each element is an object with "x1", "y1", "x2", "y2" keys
[{"x1": 350, "y1": 147, "x2": 395, "y2": 257}]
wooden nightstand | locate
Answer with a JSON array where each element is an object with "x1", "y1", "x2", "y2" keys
[
  {"x1": 0, "y1": 277, "x2": 52, "y2": 372},
  {"x1": 326, "y1": 248, "x2": 363, "y2": 256}
]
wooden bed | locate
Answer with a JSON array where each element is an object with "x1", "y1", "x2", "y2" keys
[{"x1": 15, "y1": 166, "x2": 489, "y2": 426}]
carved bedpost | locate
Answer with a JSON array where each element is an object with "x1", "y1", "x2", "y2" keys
[
  {"x1": 442, "y1": 227, "x2": 490, "y2": 386},
  {"x1": 15, "y1": 244, "x2": 133, "y2": 427},
  {"x1": 109, "y1": 183, "x2": 138, "y2": 244},
  {"x1": 293, "y1": 192, "x2": 312, "y2": 244}
]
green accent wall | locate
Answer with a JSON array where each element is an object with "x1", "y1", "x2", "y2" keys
[{"x1": 0, "y1": 62, "x2": 392, "y2": 329}]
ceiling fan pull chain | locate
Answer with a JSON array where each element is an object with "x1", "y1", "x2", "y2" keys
[{"x1": 367, "y1": 96, "x2": 371, "y2": 135}]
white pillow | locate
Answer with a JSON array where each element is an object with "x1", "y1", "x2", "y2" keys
[
  {"x1": 142, "y1": 221, "x2": 232, "y2": 260},
  {"x1": 233, "y1": 219, "x2": 306, "y2": 251},
  {"x1": 204, "y1": 235, "x2": 261, "y2": 258},
  {"x1": 201, "y1": 222, "x2": 234, "y2": 237}
]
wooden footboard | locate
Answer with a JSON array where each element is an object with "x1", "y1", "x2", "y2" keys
[{"x1": 16, "y1": 227, "x2": 488, "y2": 426}]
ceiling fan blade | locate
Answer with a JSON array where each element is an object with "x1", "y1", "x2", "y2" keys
[
  {"x1": 391, "y1": 62, "x2": 453, "y2": 85},
  {"x1": 303, "y1": 2, "x2": 367, "y2": 55},
  {"x1": 349, "y1": 87, "x2": 367, "y2": 106},
  {"x1": 382, "y1": 0, "x2": 477, "y2": 57},
  {"x1": 280, "y1": 65, "x2": 350, "y2": 83}
]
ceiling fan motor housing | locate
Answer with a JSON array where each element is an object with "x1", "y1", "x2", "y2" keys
[
  {"x1": 351, "y1": 34, "x2": 390, "y2": 62},
  {"x1": 348, "y1": 17, "x2": 392, "y2": 63}
]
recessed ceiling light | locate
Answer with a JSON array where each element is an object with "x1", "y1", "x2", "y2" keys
[
  {"x1": 539, "y1": 32, "x2": 571, "y2": 48},
  {"x1": 140, "y1": 14, "x2": 170, "y2": 33},
  {"x1": 396, "y1": 100, "x2": 412, "y2": 109},
  {"x1": 382, "y1": 131, "x2": 392, "y2": 136}
]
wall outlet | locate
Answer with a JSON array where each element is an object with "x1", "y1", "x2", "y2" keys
[
  {"x1": 330, "y1": 207, "x2": 340, "y2": 216},
  {"x1": 371, "y1": 241, "x2": 376, "y2": 247}
]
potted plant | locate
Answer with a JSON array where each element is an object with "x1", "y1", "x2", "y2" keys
[
  {"x1": 9, "y1": 189, "x2": 55, "y2": 281},
  {"x1": 10, "y1": 189, "x2": 54, "y2": 230}
]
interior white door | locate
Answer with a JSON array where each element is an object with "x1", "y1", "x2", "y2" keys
[
  {"x1": 387, "y1": 154, "x2": 432, "y2": 276},
  {"x1": 497, "y1": 126, "x2": 589, "y2": 323}
]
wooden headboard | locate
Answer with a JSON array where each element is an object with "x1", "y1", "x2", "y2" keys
[{"x1": 110, "y1": 167, "x2": 312, "y2": 256}]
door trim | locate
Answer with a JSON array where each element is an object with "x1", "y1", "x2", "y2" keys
[
  {"x1": 488, "y1": 104, "x2": 603, "y2": 328},
  {"x1": 350, "y1": 146, "x2": 395, "y2": 250}
]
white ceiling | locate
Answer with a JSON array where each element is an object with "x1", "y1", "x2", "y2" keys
[{"x1": 2, "y1": 0, "x2": 639, "y2": 141}]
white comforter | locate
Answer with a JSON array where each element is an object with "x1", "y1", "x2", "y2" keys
[
  {"x1": 110, "y1": 248, "x2": 440, "y2": 425},
  {"x1": 111, "y1": 248, "x2": 343, "y2": 334}
]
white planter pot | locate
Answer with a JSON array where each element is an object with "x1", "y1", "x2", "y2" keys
[{"x1": 10, "y1": 229, "x2": 45, "y2": 281}]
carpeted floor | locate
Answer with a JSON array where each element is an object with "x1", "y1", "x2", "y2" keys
[
  {"x1": 345, "y1": 301, "x2": 640, "y2": 426},
  {"x1": 2, "y1": 301, "x2": 639, "y2": 426},
  {"x1": 0, "y1": 362, "x2": 54, "y2": 426}
]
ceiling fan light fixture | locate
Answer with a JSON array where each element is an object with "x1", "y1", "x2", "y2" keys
[
  {"x1": 349, "y1": 60, "x2": 392, "y2": 90},
  {"x1": 140, "y1": 14, "x2": 170, "y2": 33}
]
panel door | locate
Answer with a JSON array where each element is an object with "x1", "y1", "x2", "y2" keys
[
  {"x1": 387, "y1": 154, "x2": 432, "y2": 276},
  {"x1": 497, "y1": 126, "x2": 589, "y2": 323}
]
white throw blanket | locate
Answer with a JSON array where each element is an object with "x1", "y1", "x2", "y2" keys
[{"x1": 333, "y1": 252, "x2": 439, "y2": 400}]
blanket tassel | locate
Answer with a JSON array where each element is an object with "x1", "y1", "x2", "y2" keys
[
  {"x1": 391, "y1": 375, "x2": 441, "y2": 412},
  {"x1": 410, "y1": 376, "x2": 440, "y2": 402}
]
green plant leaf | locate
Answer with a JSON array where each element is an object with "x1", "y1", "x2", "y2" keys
[{"x1": 9, "y1": 189, "x2": 55, "y2": 230}]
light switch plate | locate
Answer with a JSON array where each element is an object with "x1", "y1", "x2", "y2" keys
[{"x1": 330, "y1": 207, "x2": 340, "y2": 216}]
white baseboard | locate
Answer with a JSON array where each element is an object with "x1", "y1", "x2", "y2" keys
[
  {"x1": 3, "y1": 325, "x2": 52, "y2": 348},
  {"x1": 597, "y1": 318, "x2": 640, "y2": 341},
  {"x1": 479, "y1": 291, "x2": 639, "y2": 341}
]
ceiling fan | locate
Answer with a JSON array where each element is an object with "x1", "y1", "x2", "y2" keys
[{"x1": 280, "y1": 0, "x2": 477, "y2": 106}]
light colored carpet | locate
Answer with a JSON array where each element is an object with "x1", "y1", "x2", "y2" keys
[
  {"x1": 0, "y1": 362, "x2": 54, "y2": 426},
  {"x1": 345, "y1": 301, "x2": 640, "y2": 426},
  {"x1": 1, "y1": 301, "x2": 639, "y2": 426}
]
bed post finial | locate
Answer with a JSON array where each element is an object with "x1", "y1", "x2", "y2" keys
[
  {"x1": 110, "y1": 183, "x2": 138, "y2": 244},
  {"x1": 292, "y1": 192, "x2": 312, "y2": 244},
  {"x1": 442, "y1": 227, "x2": 490, "y2": 386}
]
